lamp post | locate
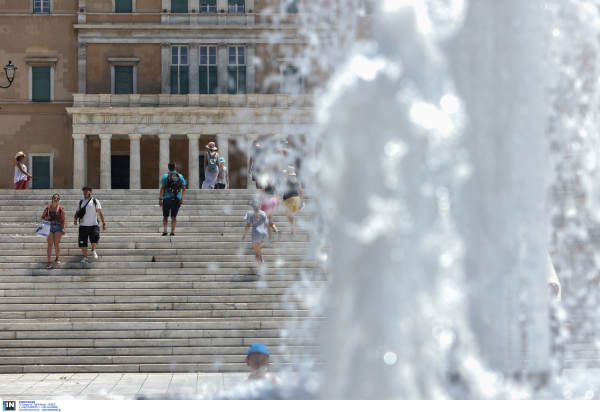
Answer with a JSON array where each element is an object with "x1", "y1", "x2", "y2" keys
[{"x1": 0, "y1": 61, "x2": 16, "y2": 89}]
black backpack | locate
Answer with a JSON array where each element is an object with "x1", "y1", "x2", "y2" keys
[
  {"x1": 167, "y1": 173, "x2": 182, "y2": 197},
  {"x1": 77, "y1": 198, "x2": 98, "y2": 222}
]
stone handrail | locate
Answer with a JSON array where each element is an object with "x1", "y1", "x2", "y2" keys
[{"x1": 72, "y1": 94, "x2": 315, "y2": 109}]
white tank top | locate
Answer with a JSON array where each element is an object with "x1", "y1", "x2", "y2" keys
[{"x1": 14, "y1": 162, "x2": 27, "y2": 183}]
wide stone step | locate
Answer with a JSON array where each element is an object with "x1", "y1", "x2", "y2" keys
[
  {"x1": 0, "y1": 227, "x2": 308, "y2": 235},
  {"x1": 0, "y1": 294, "x2": 300, "y2": 304},
  {"x1": 0, "y1": 261, "x2": 320, "y2": 269},
  {"x1": 2, "y1": 287, "x2": 317, "y2": 297},
  {"x1": 0, "y1": 267, "x2": 312, "y2": 276},
  {"x1": 0, "y1": 254, "x2": 315, "y2": 263},
  {"x1": 0, "y1": 248, "x2": 309, "y2": 257},
  {"x1": 0, "y1": 235, "x2": 307, "y2": 244}
]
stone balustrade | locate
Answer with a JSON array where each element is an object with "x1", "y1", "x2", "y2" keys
[{"x1": 72, "y1": 93, "x2": 315, "y2": 109}]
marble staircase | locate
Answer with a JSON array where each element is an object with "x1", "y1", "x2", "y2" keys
[{"x1": 0, "y1": 189, "x2": 325, "y2": 373}]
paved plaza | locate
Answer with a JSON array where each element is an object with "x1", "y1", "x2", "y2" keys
[{"x1": 0, "y1": 373, "x2": 255, "y2": 400}]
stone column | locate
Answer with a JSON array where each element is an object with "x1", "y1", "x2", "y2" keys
[
  {"x1": 73, "y1": 134, "x2": 86, "y2": 189},
  {"x1": 246, "y1": 133, "x2": 259, "y2": 189},
  {"x1": 217, "y1": 43, "x2": 228, "y2": 94},
  {"x1": 77, "y1": 43, "x2": 87, "y2": 94},
  {"x1": 189, "y1": 43, "x2": 200, "y2": 94},
  {"x1": 99, "y1": 133, "x2": 112, "y2": 189},
  {"x1": 217, "y1": 133, "x2": 229, "y2": 167},
  {"x1": 246, "y1": 43, "x2": 256, "y2": 94},
  {"x1": 187, "y1": 134, "x2": 200, "y2": 189},
  {"x1": 161, "y1": 43, "x2": 171, "y2": 94},
  {"x1": 129, "y1": 134, "x2": 142, "y2": 189},
  {"x1": 158, "y1": 134, "x2": 171, "y2": 187}
]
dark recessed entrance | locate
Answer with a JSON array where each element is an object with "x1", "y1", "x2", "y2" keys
[{"x1": 111, "y1": 155, "x2": 130, "y2": 189}]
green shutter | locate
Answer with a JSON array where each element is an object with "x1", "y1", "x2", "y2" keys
[
  {"x1": 237, "y1": 66, "x2": 246, "y2": 94},
  {"x1": 171, "y1": 66, "x2": 189, "y2": 95},
  {"x1": 200, "y1": 0, "x2": 216, "y2": 4},
  {"x1": 171, "y1": 0, "x2": 188, "y2": 13},
  {"x1": 32, "y1": 67, "x2": 51, "y2": 102},
  {"x1": 227, "y1": 66, "x2": 237, "y2": 94},
  {"x1": 200, "y1": 66, "x2": 218, "y2": 94},
  {"x1": 32, "y1": 156, "x2": 50, "y2": 189},
  {"x1": 208, "y1": 66, "x2": 218, "y2": 94},
  {"x1": 285, "y1": 0, "x2": 299, "y2": 13},
  {"x1": 115, "y1": 0, "x2": 132, "y2": 13},
  {"x1": 228, "y1": 0, "x2": 244, "y2": 4},
  {"x1": 114, "y1": 66, "x2": 133, "y2": 95}
]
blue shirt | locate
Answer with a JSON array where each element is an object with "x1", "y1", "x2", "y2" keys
[{"x1": 161, "y1": 172, "x2": 186, "y2": 199}]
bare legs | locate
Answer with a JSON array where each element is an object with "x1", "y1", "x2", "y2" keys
[
  {"x1": 81, "y1": 243, "x2": 96, "y2": 259},
  {"x1": 266, "y1": 212, "x2": 278, "y2": 240},
  {"x1": 285, "y1": 212, "x2": 296, "y2": 236},
  {"x1": 46, "y1": 232, "x2": 63, "y2": 266},
  {"x1": 163, "y1": 216, "x2": 177, "y2": 234},
  {"x1": 252, "y1": 242, "x2": 265, "y2": 270}
]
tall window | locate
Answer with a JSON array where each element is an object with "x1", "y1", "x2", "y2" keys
[
  {"x1": 281, "y1": 65, "x2": 304, "y2": 94},
  {"x1": 200, "y1": 46, "x2": 218, "y2": 95},
  {"x1": 171, "y1": 0, "x2": 188, "y2": 13},
  {"x1": 227, "y1": 46, "x2": 246, "y2": 94},
  {"x1": 114, "y1": 66, "x2": 134, "y2": 94},
  {"x1": 200, "y1": 0, "x2": 216, "y2": 13},
  {"x1": 228, "y1": 0, "x2": 244, "y2": 13},
  {"x1": 34, "y1": 0, "x2": 50, "y2": 13},
  {"x1": 171, "y1": 46, "x2": 189, "y2": 95},
  {"x1": 283, "y1": 0, "x2": 299, "y2": 13},
  {"x1": 32, "y1": 67, "x2": 51, "y2": 102},
  {"x1": 115, "y1": 0, "x2": 133, "y2": 13}
]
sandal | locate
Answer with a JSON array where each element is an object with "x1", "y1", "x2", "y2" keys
[{"x1": 46, "y1": 262, "x2": 52, "y2": 269}]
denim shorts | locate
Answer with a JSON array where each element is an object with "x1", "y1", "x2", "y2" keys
[{"x1": 50, "y1": 222, "x2": 63, "y2": 233}]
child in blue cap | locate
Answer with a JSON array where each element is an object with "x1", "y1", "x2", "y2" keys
[{"x1": 245, "y1": 343, "x2": 278, "y2": 382}]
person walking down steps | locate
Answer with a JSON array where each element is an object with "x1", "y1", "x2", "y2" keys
[
  {"x1": 159, "y1": 162, "x2": 186, "y2": 236},
  {"x1": 41, "y1": 194, "x2": 66, "y2": 269},
  {"x1": 242, "y1": 199, "x2": 269, "y2": 273},
  {"x1": 14, "y1": 152, "x2": 36, "y2": 190},
  {"x1": 215, "y1": 157, "x2": 229, "y2": 189},
  {"x1": 202, "y1": 141, "x2": 221, "y2": 189},
  {"x1": 74, "y1": 187, "x2": 107, "y2": 264}
]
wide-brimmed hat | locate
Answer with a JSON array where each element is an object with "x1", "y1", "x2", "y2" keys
[
  {"x1": 14, "y1": 151, "x2": 26, "y2": 159},
  {"x1": 283, "y1": 166, "x2": 296, "y2": 176},
  {"x1": 206, "y1": 142, "x2": 217, "y2": 151}
]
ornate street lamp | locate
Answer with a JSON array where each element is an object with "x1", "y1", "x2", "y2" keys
[{"x1": 0, "y1": 61, "x2": 16, "y2": 89}]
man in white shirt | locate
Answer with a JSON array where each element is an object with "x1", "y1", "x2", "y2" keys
[{"x1": 73, "y1": 186, "x2": 107, "y2": 263}]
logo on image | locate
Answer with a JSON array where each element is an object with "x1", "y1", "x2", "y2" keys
[{"x1": 2, "y1": 401, "x2": 15, "y2": 411}]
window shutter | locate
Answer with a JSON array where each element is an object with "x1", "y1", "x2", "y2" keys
[
  {"x1": 237, "y1": 66, "x2": 246, "y2": 95},
  {"x1": 228, "y1": 0, "x2": 244, "y2": 4},
  {"x1": 200, "y1": 0, "x2": 216, "y2": 5},
  {"x1": 32, "y1": 156, "x2": 51, "y2": 189},
  {"x1": 227, "y1": 66, "x2": 238, "y2": 94},
  {"x1": 115, "y1": 0, "x2": 133, "y2": 13},
  {"x1": 171, "y1": 0, "x2": 188, "y2": 13},
  {"x1": 285, "y1": 0, "x2": 299, "y2": 13},
  {"x1": 208, "y1": 66, "x2": 218, "y2": 95},
  {"x1": 114, "y1": 66, "x2": 134, "y2": 95},
  {"x1": 171, "y1": 66, "x2": 189, "y2": 95},
  {"x1": 32, "y1": 67, "x2": 51, "y2": 102},
  {"x1": 199, "y1": 66, "x2": 209, "y2": 95}
]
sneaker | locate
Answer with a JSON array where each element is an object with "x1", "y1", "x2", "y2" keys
[
  {"x1": 46, "y1": 262, "x2": 51, "y2": 269},
  {"x1": 91, "y1": 250, "x2": 98, "y2": 259},
  {"x1": 80, "y1": 257, "x2": 89, "y2": 264},
  {"x1": 170, "y1": 233, "x2": 175, "y2": 236},
  {"x1": 54, "y1": 258, "x2": 60, "y2": 264},
  {"x1": 161, "y1": 232, "x2": 168, "y2": 236}
]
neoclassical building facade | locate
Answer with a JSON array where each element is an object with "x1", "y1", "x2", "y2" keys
[{"x1": 0, "y1": 0, "x2": 346, "y2": 189}]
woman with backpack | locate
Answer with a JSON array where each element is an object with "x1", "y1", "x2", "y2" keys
[
  {"x1": 282, "y1": 166, "x2": 304, "y2": 236},
  {"x1": 202, "y1": 142, "x2": 221, "y2": 189},
  {"x1": 242, "y1": 199, "x2": 270, "y2": 273},
  {"x1": 41, "y1": 194, "x2": 66, "y2": 269}
]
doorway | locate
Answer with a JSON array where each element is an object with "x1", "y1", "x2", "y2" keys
[{"x1": 111, "y1": 155, "x2": 130, "y2": 189}]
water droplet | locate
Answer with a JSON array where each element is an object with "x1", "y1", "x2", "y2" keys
[
  {"x1": 563, "y1": 390, "x2": 572, "y2": 400},
  {"x1": 553, "y1": 29, "x2": 560, "y2": 37},
  {"x1": 383, "y1": 351, "x2": 397, "y2": 365},
  {"x1": 585, "y1": 390, "x2": 594, "y2": 399},
  {"x1": 440, "y1": 94, "x2": 460, "y2": 114}
]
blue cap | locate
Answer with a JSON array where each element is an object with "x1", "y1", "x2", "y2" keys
[
  {"x1": 219, "y1": 157, "x2": 225, "y2": 163},
  {"x1": 247, "y1": 343, "x2": 269, "y2": 357},
  {"x1": 250, "y1": 199, "x2": 260, "y2": 207}
]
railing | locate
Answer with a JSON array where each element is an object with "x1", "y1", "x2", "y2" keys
[{"x1": 72, "y1": 94, "x2": 315, "y2": 109}]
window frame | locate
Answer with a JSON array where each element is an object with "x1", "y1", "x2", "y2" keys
[
  {"x1": 282, "y1": 0, "x2": 299, "y2": 14},
  {"x1": 200, "y1": 46, "x2": 218, "y2": 95},
  {"x1": 171, "y1": 46, "x2": 190, "y2": 95},
  {"x1": 31, "y1": 0, "x2": 52, "y2": 14},
  {"x1": 113, "y1": 0, "x2": 136, "y2": 13},
  {"x1": 277, "y1": 58, "x2": 306, "y2": 94},
  {"x1": 108, "y1": 58, "x2": 140, "y2": 95},
  {"x1": 27, "y1": 153, "x2": 54, "y2": 190},
  {"x1": 200, "y1": 0, "x2": 217, "y2": 13},
  {"x1": 26, "y1": 58, "x2": 56, "y2": 103},
  {"x1": 228, "y1": 0, "x2": 245, "y2": 13},
  {"x1": 227, "y1": 46, "x2": 246, "y2": 94}
]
